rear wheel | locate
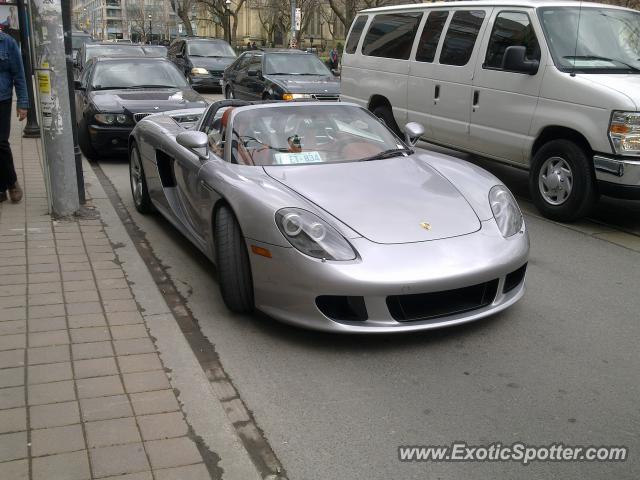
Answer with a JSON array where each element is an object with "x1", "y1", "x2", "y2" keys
[
  {"x1": 214, "y1": 205, "x2": 254, "y2": 313},
  {"x1": 129, "y1": 143, "x2": 153, "y2": 214},
  {"x1": 529, "y1": 139, "x2": 596, "y2": 222},
  {"x1": 372, "y1": 105, "x2": 402, "y2": 137}
]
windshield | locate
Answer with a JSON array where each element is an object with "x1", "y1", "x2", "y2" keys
[
  {"x1": 187, "y1": 42, "x2": 236, "y2": 57},
  {"x1": 539, "y1": 7, "x2": 640, "y2": 72},
  {"x1": 223, "y1": 105, "x2": 406, "y2": 166},
  {"x1": 85, "y1": 45, "x2": 146, "y2": 62},
  {"x1": 265, "y1": 53, "x2": 330, "y2": 75},
  {"x1": 91, "y1": 61, "x2": 188, "y2": 89},
  {"x1": 72, "y1": 35, "x2": 91, "y2": 50}
]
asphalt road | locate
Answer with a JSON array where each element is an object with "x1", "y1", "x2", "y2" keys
[{"x1": 96, "y1": 93, "x2": 640, "y2": 479}]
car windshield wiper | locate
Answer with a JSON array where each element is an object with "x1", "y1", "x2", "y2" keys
[
  {"x1": 359, "y1": 148, "x2": 412, "y2": 162},
  {"x1": 563, "y1": 55, "x2": 640, "y2": 71}
]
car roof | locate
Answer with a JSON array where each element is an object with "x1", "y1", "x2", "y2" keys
[
  {"x1": 93, "y1": 56, "x2": 169, "y2": 63},
  {"x1": 361, "y1": 0, "x2": 635, "y2": 13},
  {"x1": 184, "y1": 37, "x2": 228, "y2": 43},
  {"x1": 258, "y1": 48, "x2": 308, "y2": 54},
  {"x1": 87, "y1": 42, "x2": 142, "y2": 47}
]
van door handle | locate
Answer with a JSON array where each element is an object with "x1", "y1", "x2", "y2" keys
[
  {"x1": 472, "y1": 90, "x2": 479, "y2": 111},
  {"x1": 434, "y1": 85, "x2": 440, "y2": 104}
]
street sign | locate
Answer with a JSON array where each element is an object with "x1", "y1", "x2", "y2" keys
[{"x1": 295, "y1": 7, "x2": 301, "y2": 31}]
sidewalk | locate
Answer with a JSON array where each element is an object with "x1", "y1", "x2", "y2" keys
[{"x1": 0, "y1": 108, "x2": 260, "y2": 479}]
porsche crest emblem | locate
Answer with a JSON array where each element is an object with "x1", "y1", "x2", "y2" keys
[{"x1": 420, "y1": 222, "x2": 432, "y2": 231}]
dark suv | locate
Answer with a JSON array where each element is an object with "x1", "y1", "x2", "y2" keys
[
  {"x1": 222, "y1": 49, "x2": 340, "y2": 101},
  {"x1": 167, "y1": 38, "x2": 236, "y2": 91}
]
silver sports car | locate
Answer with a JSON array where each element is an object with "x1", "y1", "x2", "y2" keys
[{"x1": 128, "y1": 100, "x2": 529, "y2": 333}]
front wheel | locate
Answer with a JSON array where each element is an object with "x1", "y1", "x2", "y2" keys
[
  {"x1": 372, "y1": 105, "x2": 402, "y2": 137},
  {"x1": 129, "y1": 143, "x2": 154, "y2": 214},
  {"x1": 214, "y1": 206, "x2": 254, "y2": 313},
  {"x1": 529, "y1": 139, "x2": 596, "y2": 222}
]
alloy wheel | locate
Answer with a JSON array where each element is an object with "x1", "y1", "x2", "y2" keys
[{"x1": 538, "y1": 156, "x2": 573, "y2": 206}]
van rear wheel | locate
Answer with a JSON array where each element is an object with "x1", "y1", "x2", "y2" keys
[
  {"x1": 372, "y1": 105, "x2": 402, "y2": 137},
  {"x1": 530, "y1": 139, "x2": 596, "y2": 222}
]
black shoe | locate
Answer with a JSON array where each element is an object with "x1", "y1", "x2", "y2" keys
[{"x1": 0, "y1": 191, "x2": 7, "y2": 202}]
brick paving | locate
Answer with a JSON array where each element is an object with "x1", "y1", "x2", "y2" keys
[{"x1": 0, "y1": 107, "x2": 212, "y2": 478}]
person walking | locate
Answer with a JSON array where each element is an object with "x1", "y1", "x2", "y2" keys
[
  {"x1": 329, "y1": 47, "x2": 339, "y2": 70},
  {"x1": 0, "y1": 30, "x2": 27, "y2": 203}
]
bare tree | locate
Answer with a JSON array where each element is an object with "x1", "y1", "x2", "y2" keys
[
  {"x1": 126, "y1": 4, "x2": 151, "y2": 42},
  {"x1": 252, "y1": 0, "x2": 289, "y2": 45},
  {"x1": 198, "y1": 0, "x2": 247, "y2": 44},
  {"x1": 170, "y1": 0, "x2": 196, "y2": 36}
]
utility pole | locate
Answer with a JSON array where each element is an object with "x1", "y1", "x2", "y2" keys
[
  {"x1": 29, "y1": 0, "x2": 80, "y2": 217},
  {"x1": 61, "y1": 0, "x2": 85, "y2": 204}
]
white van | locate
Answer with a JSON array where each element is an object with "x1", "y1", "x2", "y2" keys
[{"x1": 341, "y1": 0, "x2": 640, "y2": 221}]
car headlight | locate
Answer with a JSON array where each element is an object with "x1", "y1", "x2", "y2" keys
[
  {"x1": 95, "y1": 113, "x2": 130, "y2": 125},
  {"x1": 609, "y1": 111, "x2": 640, "y2": 155},
  {"x1": 191, "y1": 67, "x2": 209, "y2": 75},
  {"x1": 275, "y1": 208, "x2": 357, "y2": 261},
  {"x1": 489, "y1": 185, "x2": 523, "y2": 238},
  {"x1": 282, "y1": 93, "x2": 312, "y2": 101}
]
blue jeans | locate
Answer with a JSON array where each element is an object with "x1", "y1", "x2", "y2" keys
[{"x1": 0, "y1": 99, "x2": 17, "y2": 192}]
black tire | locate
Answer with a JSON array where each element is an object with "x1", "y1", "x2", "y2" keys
[
  {"x1": 214, "y1": 206, "x2": 254, "y2": 313},
  {"x1": 129, "y1": 143, "x2": 154, "y2": 214},
  {"x1": 529, "y1": 139, "x2": 597, "y2": 222},
  {"x1": 78, "y1": 118, "x2": 99, "y2": 161},
  {"x1": 372, "y1": 105, "x2": 402, "y2": 137}
]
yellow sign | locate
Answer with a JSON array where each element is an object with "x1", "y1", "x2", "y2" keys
[{"x1": 37, "y1": 62, "x2": 50, "y2": 95}]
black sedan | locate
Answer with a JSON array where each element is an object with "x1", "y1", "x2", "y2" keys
[
  {"x1": 222, "y1": 49, "x2": 340, "y2": 101},
  {"x1": 74, "y1": 42, "x2": 147, "y2": 79},
  {"x1": 167, "y1": 38, "x2": 236, "y2": 91},
  {"x1": 74, "y1": 56, "x2": 206, "y2": 160}
]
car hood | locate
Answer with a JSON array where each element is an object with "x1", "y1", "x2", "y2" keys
[
  {"x1": 190, "y1": 56, "x2": 236, "y2": 71},
  {"x1": 266, "y1": 74, "x2": 341, "y2": 94},
  {"x1": 90, "y1": 87, "x2": 206, "y2": 113},
  {"x1": 264, "y1": 156, "x2": 481, "y2": 244},
  {"x1": 581, "y1": 74, "x2": 640, "y2": 109}
]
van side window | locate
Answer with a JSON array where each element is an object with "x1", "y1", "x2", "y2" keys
[
  {"x1": 362, "y1": 13, "x2": 423, "y2": 60},
  {"x1": 415, "y1": 11, "x2": 449, "y2": 63},
  {"x1": 484, "y1": 12, "x2": 540, "y2": 69},
  {"x1": 345, "y1": 16, "x2": 368, "y2": 54},
  {"x1": 439, "y1": 10, "x2": 486, "y2": 66}
]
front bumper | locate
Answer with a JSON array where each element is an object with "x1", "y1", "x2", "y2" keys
[
  {"x1": 248, "y1": 218, "x2": 529, "y2": 333},
  {"x1": 189, "y1": 73, "x2": 224, "y2": 89},
  {"x1": 88, "y1": 125, "x2": 132, "y2": 155},
  {"x1": 594, "y1": 154, "x2": 640, "y2": 199}
]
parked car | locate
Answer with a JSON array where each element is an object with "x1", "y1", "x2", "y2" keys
[
  {"x1": 167, "y1": 37, "x2": 236, "y2": 90},
  {"x1": 341, "y1": 1, "x2": 640, "y2": 221},
  {"x1": 222, "y1": 49, "x2": 340, "y2": 101},
  {"x1": 74, "y1": 42, "x2": 147, "y2": 79},
  {"x1": 128, "y1": 99, "x2": 529, "y2": 332},
  {"x1": 74, "y1": 56, "x2": 206, "y2": 160},
  {"x1": 71, "y1": 31, "x2": 92, "y2": 62}
]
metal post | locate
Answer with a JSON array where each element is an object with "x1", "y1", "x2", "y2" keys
[
  {"x1": 29, "y1": 0, "x2": 80, "y2": 217},
  {"x1": 290, "y1": 0, "x2": 295, "y2": 47},
  {"x1": 61, "y1": 0, "x2": 85, "y2": 204},
  {"x1": 16, "y1": 0, "x2": 40, "y2": 138}
]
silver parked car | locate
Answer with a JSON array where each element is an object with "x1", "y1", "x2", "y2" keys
[{"x1": 128, "y1": 100, "x2": 529, "y2": 332}]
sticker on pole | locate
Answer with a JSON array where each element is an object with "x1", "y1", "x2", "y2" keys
[{"x1": 37, "y1": 62, "x2": 53, "y2": 130}]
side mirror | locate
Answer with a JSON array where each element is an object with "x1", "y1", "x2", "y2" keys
[
  {"x1": 502, "y1": 46, "x2": 539, "y2": 75},
  {"x1": 404, "y1": 122, "x2": 424, "y2": 146},
  {"x1": 176, "y1": 131, "x2": 209, "y2": 160},
  {"x1": 331, "y1": 69, "x2": 340, "y2": 77},
  {"x1": 74, "y1": 80, "x2": 84, "y2": 90},
  {"x1": 176, "y1": 52, "x2": 183, "y2": 58},
  {"x1": 247, "y1": 68, "x2": 259, "y2": 77}
]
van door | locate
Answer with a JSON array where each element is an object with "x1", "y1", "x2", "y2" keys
[
  {"x1": 358, "y1": 12, "x2": 423, "y2": 128},
  {"x1": 470, "y1": 9, "x2": 545, "y2": 164},
  {"x1": 407, "y1": 9, "x2": 450, "y2": 138},
  {"x1": 427, "y1": 8, "x2": 491, "y2": 149}
]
